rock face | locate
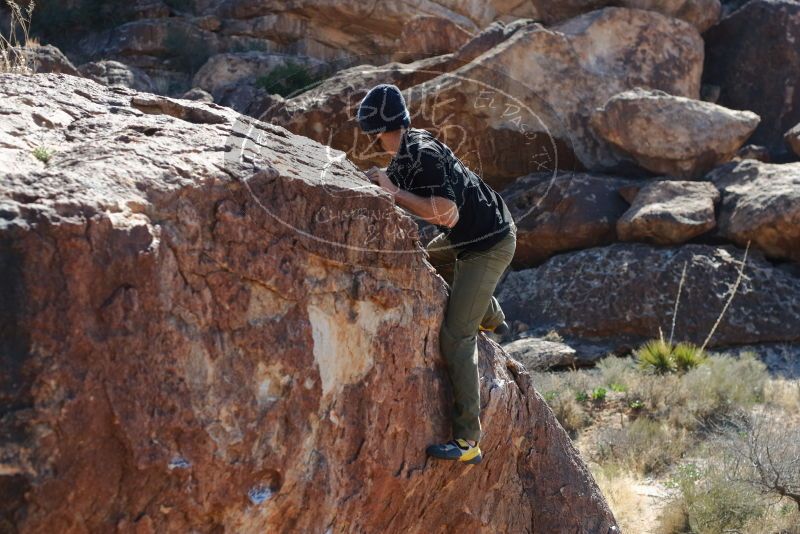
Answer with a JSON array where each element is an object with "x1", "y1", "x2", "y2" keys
[
  {"x1": 78, "y1": 60, "x2": 156, "y2": 93},
  {"x1": 526, "y1": 0, "x2": 721, "y2": 31},
  {"x1": 501, "y1": 171, "x2": 636, "y2": 267},
  {"x1": 260, "y1": 18, "x2": 539, "y2": 174},
  {"x1": 709, "y1": 160, "x2": 800, "y2": 262},
  {"x1": 502, "y1": 338, "x2": 580, "y2": 370},
  {"x1": 785, "y1": 123, "x2": 800, "y2": 158},
  {"x1": 617, "y1": 180, "x2": 720, "y2": 245},
  {"x1": 404, "y1": 7, "x2": 704, "y2": 183},
  {"x1": 270, "y1": 7, "x2": 703, "y2": 188},
  {"x1": 0, "y1": 73, "x2": 617, "y2": 533},
  {"x1": 497, "y1": 243, "x2": 800, "y2": 349},
  {"x1": 703, "y1": 0, "x2": 800, "y2": 156},
  {"x1": 590, "y1": 88, "x2": 760, "y2": 178},
  {"x1": 16, "y1": 44, "x2": 79, "y2": 75},
  {"x1": 191, "y1": 52, "x2": 326, "y2": 103},
  {"x1": 391, "y1": 15, "x2": 474, "y2": 63}
]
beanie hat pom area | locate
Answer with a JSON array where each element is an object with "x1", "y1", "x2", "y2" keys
[{"x1": 356, "y1": 83, "x2": 411, "y2": 134}]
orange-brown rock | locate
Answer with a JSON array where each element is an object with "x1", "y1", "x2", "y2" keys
[
  {"x1": 267, "y1": 8, "x2": 703, "y2": 188},
  {"x1": 0, "y1": 73, "x2": 618, "y2": 533}
]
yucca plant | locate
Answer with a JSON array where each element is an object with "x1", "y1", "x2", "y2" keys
[
  {"x1": 636, "y1": 338, "x2": 677, "y2": 374},
  {"x1": 672, "y1": 341, "x2": 707, "y2": 372}
]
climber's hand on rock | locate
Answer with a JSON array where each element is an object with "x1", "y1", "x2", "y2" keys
[{"x1": 365, "y1": 166, "x2": 399, "y2": 197}]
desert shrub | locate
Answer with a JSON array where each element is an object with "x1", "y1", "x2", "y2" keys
[
  {"x1": 544, "y1": 391, "x2": 591, "y2": 437},
  {"x1": 591, "y1": 387, "x2": 607, "y2": 402},
  {"x1": 660, "y1": 461, "x2": 765, "y2": 534},
  {"x1": 1, "y1": 0, "x2": 34, "y2": 73},
  {"x1": 255, "y1": 60, "x2": 328, "y2": 97},
  {"x1": 676, "y1": 352, "x2": 767, "y2": 427},
  {"x1": 594, "y1": 417, "x2": 689, "y2": 475}
]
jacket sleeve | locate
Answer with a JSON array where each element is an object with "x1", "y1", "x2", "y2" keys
[{"x1": 406, "y1": 148, "x2": 457, "y2": 203}]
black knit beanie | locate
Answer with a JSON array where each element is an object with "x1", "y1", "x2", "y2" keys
[{"x1": 356, "y1": 83, "x2": 411, "y2": 134}]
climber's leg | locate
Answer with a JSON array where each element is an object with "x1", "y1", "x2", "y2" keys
[
  {"x1": 436, "y1": 225, "x2": 517, "y2": 444},
  {"x1": 425, "y1": 231, "x2": 456, "y2": 286},
  {"x1": 426, "y1": 231, "x2": 510, "y2": 331}
]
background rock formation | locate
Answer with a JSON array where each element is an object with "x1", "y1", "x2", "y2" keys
[{"x1": 0, "y1": 73, "x2": 617, "y2": 533}]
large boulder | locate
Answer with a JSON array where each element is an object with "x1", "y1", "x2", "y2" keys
[
  {"x1": 703, "y1": 0, "x2": 800, "y2": 157},
  {"x1": 260, "y1": 19, "x2": 539, "y2": 172},
  {"x1": 271, "y1": 8, "x2": 703, "y2": 188},
  {"x1": 15, "y1": 44, "x2": 79, "y2": 75},
  {"x1": 401, "y1": 7, "x2": 704, "y2": 184},
  {"x1": 709, "y1": 160, "x2": 800, "y2": 262},
  {"x1": 192, "y1": 52, "x2": 327, "y2": 101},
  {"x1": 391, "y1": 15, "x2": 474, "y2": 63},
  {"x1": 617, "y1": 180, "x2": 720, "y2": 244},
  {"x1": 497, "y1": 243, "x2": 800, "y2": 349},
  {"x1": 501, "y1": 171, "x2": 637, "y2": 267},
  {"x1": 590, "y1": 88, "x2": 760, "y2": 178},
  {"x1": 78, "y1": 59, "x2": 156, "y2": 93},
  {"x1": 0, "y1": 73, "x2": 618, "y2": 533},
  {"x1": 526, "y1": 0, "x2": 721, "y2": 31}
]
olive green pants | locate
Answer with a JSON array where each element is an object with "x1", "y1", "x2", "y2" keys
[{"x1": 425, "y1": 224, "x2": 517, "y2": 443}]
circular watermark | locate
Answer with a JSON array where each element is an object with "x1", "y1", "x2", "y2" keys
[{"x1": 223, "y1": 50, "x2": 575, "y2": 257}]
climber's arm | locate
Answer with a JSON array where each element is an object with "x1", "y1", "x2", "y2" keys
[
  {"x1": 394, "y1": 189, "x2": 460, "y2": 228},
  {"x1": 365, "y1": 166, "x2": 459, "y2": 228}
]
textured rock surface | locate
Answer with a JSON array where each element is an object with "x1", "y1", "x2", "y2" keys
[
  {"x1": 260, "y1": 18, "x2": 538, "y2": 175},
  {"x1": 617, "y1": 180, "x2": 720, "y2": 245},
  {"x1": 0, "y1": 73, "x2": 618, "y2": 533},
  {"x1": 591, "y1": 88, "x2": 760, "y2": 178},
  {"x1": 497, "y1": 243, "x2": 800, "y2": 349},
  {"x1": 785, "y1": 123, "x2": 800, "y2": 158},
  {"x1": 16, "y1": 44, "x2": 79, "y2": 76},
  {"x1": 503, "y1": 338, "x2": 580, "y2": 370},
  {"x1": 391, "y1": 15, "x2": 474, "y2": 63},
  {"x1": 400, "y1": 8, "x2": 704, "y2": 182},
  {"x1": 703, "y1": 0, "x2": 800, "y2": 156},
  {"x1": 709, "y1": 160, "x2": 800, "y2": 262},
  {"x1": 78, "y1": 60, "x2": 156, "y2": 93},
  {"x1": 526, "y1": 0, "x2": 721, "y2": 31},
  {"x1": 191, "y1": 52, "x2": 326, "y2": 103},
  {"x1": 269, "y1": 8, "x2": 703, "y2": 188},
  {"x1": 501, "y1": 171, "x2": 636, "y2": 267}
]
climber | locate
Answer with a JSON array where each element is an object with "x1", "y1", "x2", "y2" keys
[{"x1": 356, "y1": 83, "x2": 517, "y2": 465}]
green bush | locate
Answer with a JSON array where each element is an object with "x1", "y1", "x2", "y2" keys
[
  {"x1": 591, "y1": 387, "x2": 607, "y2": 402},
  {"x1": 661, "y1": 462, "x2": 766, "y2": 534},
  {"x1": 255, "y1": 61, "x2": 328, "y2": 97}
]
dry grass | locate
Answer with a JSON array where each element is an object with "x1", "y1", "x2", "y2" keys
[
  {"x1": 592, "y1": 464, "x2": 668, "y2": 533},
  {"x1": 0, "y1": 0, "x2": 35, "y2": 73}
]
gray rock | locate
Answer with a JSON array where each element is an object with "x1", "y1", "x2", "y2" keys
[
  {"x1": 503, "y1": 337, "x2": 578, "y2": 370},
  {"x1": 501, "y1": 171, "x2": 636, "y2": 267},
  {"x1": 617, "y1": 180, "x2": 720, "y2": 245},
  {"x1": 709, "y1": 160, "x2": 800, "y2": 262},
  {"x1": 591, "y1": 88, "x2": 760, "y2": 178},
  {"x1": 78, "y1": 60, "x2": 156, "y2": 93},
  {"x1": 497, "y1": 242, "x2": 800, "y2": 349}
]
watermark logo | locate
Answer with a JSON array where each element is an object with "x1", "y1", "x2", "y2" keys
[{"x1": 223, "y1": 51, "x2": 574, "y2": 258}]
